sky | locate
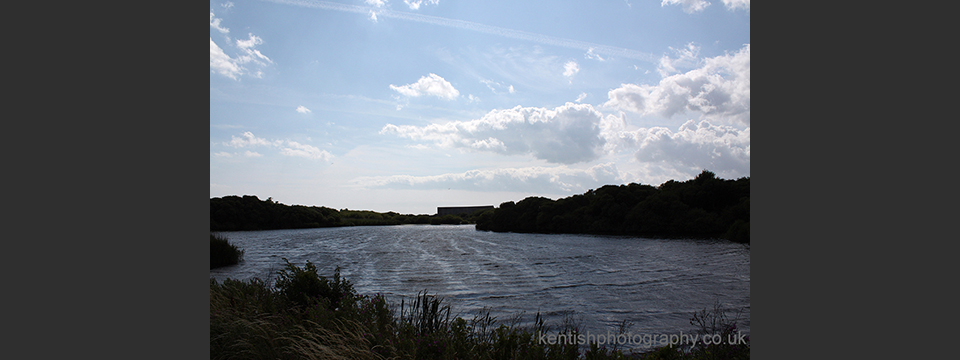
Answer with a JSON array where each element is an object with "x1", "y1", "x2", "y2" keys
[{"x1": 210, "y1": 0, "x2": 750, "y2": 215}]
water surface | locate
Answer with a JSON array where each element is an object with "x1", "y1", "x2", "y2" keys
[{"x1": 210, "y1": 225, "x2": 750, "y2": 345}]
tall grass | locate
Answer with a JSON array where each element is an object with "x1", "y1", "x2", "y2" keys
[
  {"x1": 211, "y1": 260, "x2": 749, "y2": 359},
  {"x1": 210, "y1": 233, "x2": 244, "y2": 269}
]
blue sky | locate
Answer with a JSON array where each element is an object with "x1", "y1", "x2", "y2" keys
[{"x1": 210, "y1": 0, "x2": 750, "y2": 214}]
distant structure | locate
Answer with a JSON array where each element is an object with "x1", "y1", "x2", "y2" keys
[{"x1": 437, "y1": 205, "x2": 494, "y2": 216}]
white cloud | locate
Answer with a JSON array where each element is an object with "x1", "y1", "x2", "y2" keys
[
  {"x1": 722, "y1": 0, "x2": 749, "y2": 11},
  {"x1": 209, "y1": 14, "x2": 272, "y2": 81},
  {"x1": 220, "y1": 132, "x2": 335, "y2": 161},
  {"x1": 210, "y1": 38, "x2": 241, "y2": 79},
  {"x1": 658, "y1": 43, "x2": 701, "y2": 77},
  {"x1": 585, "y1": 48, "x2": 605, "y2": 61},
  {"x1": 280, "y1": 141, "x2": 335, "y2": 161},
  {"x1": 296, "y1": 105, "x2": 312, "y2": 113},
  {"x1": 479, "y1": 79, "x2": 515, "y2": 95},
  {"x1": 608, "y1": 120, "x2": 749, "y2": 178},
  {"x1": 389, "y1": 73, "x2": 460, "y2": 100},
  {"x1": 381, "y1": 102, "x2": 606, "y2": 164},
  {"x1": 563, "y1": 60, "x2": 580, "y2": 78},
  {"x1": 404, "y1": 0, "x2": 439, "y2": 10},
  {"x1": 575, "y1": 92, "x2": 588, "y2": 103},
  {"x1": 365, "y1": 0, "x2": 387, "y2": 7},
  {"x1": 605, "y1": 44, "x2": 750, "y2": 125},
  {"x1": 235, "y1": 33, "x2": 272, "y2": 69},
  {"x1": 221, "y1": 2, "x2": 234, "y2": 10},
  {"x1": 661, "y1": 0, "x2": 711, "y2": 13},
  {"x1": 665, "y1": 0, "x2": 746, "y2": 13},
  {"x1": 212, "y1": 151, "x2": 233, "y2": 158},
  {"x1": 225, "y1": 131, "x2": 273, "y2": 147},
  {"x1": 210, "y1": 11, "x2": 229, "y2": 33},
  {"x1": 354, "y1": 163, "x2": 623, "y2": 193}
]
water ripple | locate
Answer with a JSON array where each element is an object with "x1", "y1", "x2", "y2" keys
[{"x1": 210, "y1": 225, "x2": 750, "y2": 340}]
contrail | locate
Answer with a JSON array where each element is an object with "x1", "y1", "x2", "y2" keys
[{"x1": 260, "y1": 0, "x2": 658, "y2": 63}]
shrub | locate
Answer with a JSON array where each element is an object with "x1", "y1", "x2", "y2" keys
[
  {"x1": 273, "y1": 258, "x2": 357, "y2": 310},
  {"x1": 210, "y1": 233, "x2": 244, "y2": 269}
]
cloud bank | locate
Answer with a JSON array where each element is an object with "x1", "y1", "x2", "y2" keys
[
  {"x1": 353, "y1": 163, "x2": 623, "y2": 194},
  {"x1": 381, "y1": 102, "x2": 607, "y2": 164},
  {"x1": 605, "y1": 120, "x2": 749, "y2": 177},
  {"x1": 605, "y1": 44, "x2": 750, "y2": 125}
]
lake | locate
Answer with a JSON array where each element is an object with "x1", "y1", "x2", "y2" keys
[{"x1": 210, "y1": 224, "x2": 750, "y2": 348}]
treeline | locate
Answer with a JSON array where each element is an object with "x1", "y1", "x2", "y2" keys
[
  {"x1": 210, "y1": 195, "x2": 485, "y2": 231},
  {"x1": 475, "y1": 170, "x2": 750, "y2": 243}
]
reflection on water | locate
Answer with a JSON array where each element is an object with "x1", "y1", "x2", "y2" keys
[{"x1": 210, "y1": 224, "x2": 750, "y2": 340}]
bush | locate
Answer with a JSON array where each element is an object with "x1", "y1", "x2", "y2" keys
[
  {"x1": 210, "y1": 233, "x2": 244, "y2": 269},
  {"x1": 273, "y1": 258, "x2": 357, "y2": 310}
]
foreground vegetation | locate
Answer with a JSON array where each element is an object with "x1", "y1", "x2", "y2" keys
[
  {"x1": 475, "y1": 170, "x2": 749, "y2": 243},
  {"x1": 211, "y1": 260, "x2": 749, "y2": 359},
  {"x1": 210, "y1": 233, "x2": 244, "y2": 269},
  {"x1": 210, "y1": 196, "x2": 486, "y2": 232}
]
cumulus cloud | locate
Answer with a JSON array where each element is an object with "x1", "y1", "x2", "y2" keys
[
  {"x1": 657, "y1": 43, "x2": 701, "y2": 77},
  {"x1": 210, "y1": 11, "x2": 229, "y2": 33},
  {"x1": 661, "y1": 0, "x2": 711, "y2": 13},
  {"x1": 404, "y1": 0, "x2": 439, "y2": 10},
  {"x1": 353, "y1": 163, "x2": 623, "y2": 193},
  {"x1": 722, "y1": 0, "x2": 749, "y2": 11},
  {"x1": 381, "y1": 102, "x2": 606, "y2": 164},
  {"x1": 296, "y1": 105, "x2": 311, "y2": 113},
  {"x1": 563, "y1": 60, "x2": 580, "y2": 78},
  {"x1": 365, "y1": 0, "x2": 387, "y2": 7},
  {"x1": 389, "y1": 73, "x2": 460, "y2": 100},
  {"x1": 210, "y1": 38, "x2": 242, "y2": 79},
  {"x1": 608, "y1": 120, "x2": 749, "y2": 177},
  {"x1": 605, "y1": 43, "x2": 750, "y2": 124}
]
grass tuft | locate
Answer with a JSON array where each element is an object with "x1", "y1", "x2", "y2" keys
[{"x1": 210, "y1": 233, "x2": 244, "y2": 269}]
